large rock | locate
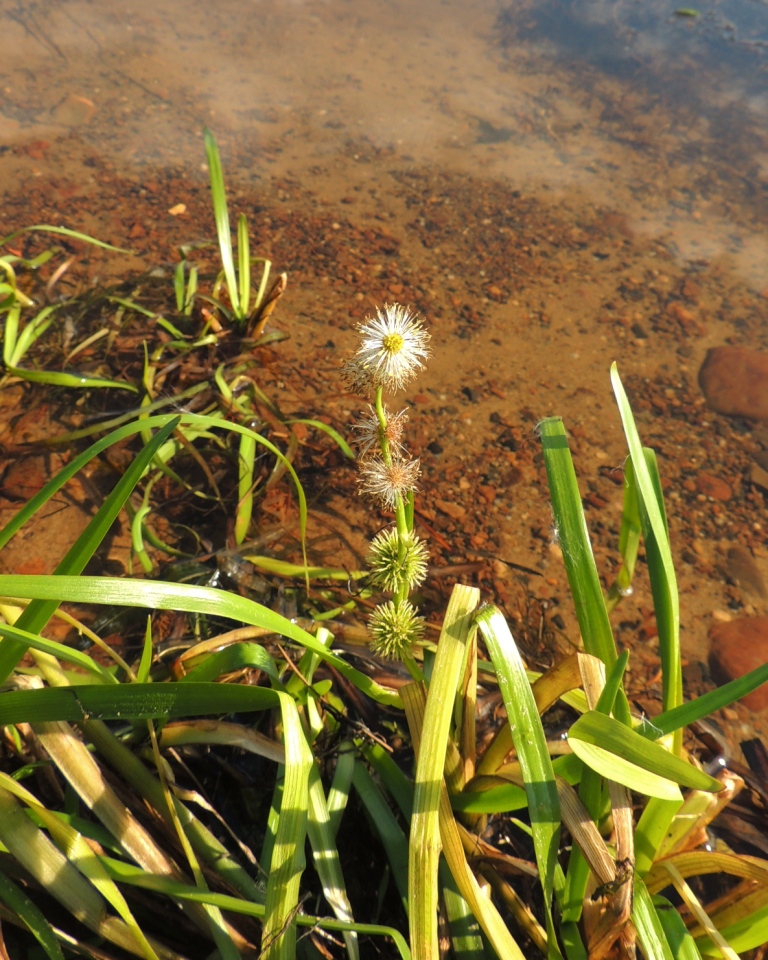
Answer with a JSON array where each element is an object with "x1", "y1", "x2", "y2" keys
[
  {"x1": 708, "y1": 617, "x2": 768, "y2": 711},
  {"x1": 699, "y1": 346, "x2": 768, "y2": 421}
]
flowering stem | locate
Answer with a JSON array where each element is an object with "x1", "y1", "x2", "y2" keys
[
  {"x1": 374, "y1": 387, "x2": 410, "y2": 546},
  {"x1": 403, "y1": 654, "x2": 424, "y2": 683},
  {"x1": 349, "y1": 307, "x2": 431, "y2": 675},
  {"x1": 374, "y1": 388, "x2": 391, "y2": 465}
]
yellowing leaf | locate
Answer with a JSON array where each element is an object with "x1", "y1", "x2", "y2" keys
[{"x1": 568, "y1": 739, "x2": 682, "y2": 801}]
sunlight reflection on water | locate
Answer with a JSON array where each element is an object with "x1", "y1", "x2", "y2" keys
[{"x1": 1, "y1": 0, "x2": 767, "y2": 288}]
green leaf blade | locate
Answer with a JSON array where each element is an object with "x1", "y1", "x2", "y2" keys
[
  {"x1": 538, "y1": 417, "x2": 617, "y2": 669},
  {"x1": 476, "y1": 604, "x2": 563, "y2": 958},
  {"x1": 568, "y1": 712, "x2": 721, "y2": 793}
]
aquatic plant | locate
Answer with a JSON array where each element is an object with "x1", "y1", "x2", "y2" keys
[
  {"x1": 203, "y1": 128, "x2": 286, "y2": 335},
  {"x1": 0, "y1": 225, "x2": 136, "y2": 391},
  {"x1": 173, "y1": 249, "x2": 198, "y2": 317},
  {"x1": 345, "y1": 303, "x2": 430, "y2": 670},
  {"x1": 343, "y1": 313, "x2": 768, "y2": 960},
  {"x1": 0, "y1": 133, "x2": 350, "y2": 566}
]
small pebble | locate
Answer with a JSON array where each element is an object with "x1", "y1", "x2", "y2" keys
[
  {"x1": 696, "y1": 472, "x2": 732, "y2": 501},
  {"x1": 726, "y1": 544, "x2": 767, "y2": 599},
  {"x1": 750, "y1": 462, "x2": 768, "y2": 494},
  {"x1": 434, "y1": 498, "x2": 466, "y2": 520}
]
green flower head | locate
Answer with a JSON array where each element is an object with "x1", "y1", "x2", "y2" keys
[
  {"x1": 368, "y1": 528, "x2": 429, "y2": 593},
  {"x1": 369, "y1": 599, "x2": 425, "y2": 661}
]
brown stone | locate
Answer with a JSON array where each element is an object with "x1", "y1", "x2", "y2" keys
[
  {"x1": 681, "y1": 278, "x2": 700, "y2": 300},
  {"x1": 726, "y1": 545, "x2": 767, "y2": 599},
  {"x1": 709, "y1": 617, "x2": 768, "y2": 711},
  {"x1": 434, "y1": 498, "x2": 466, "y2": 520},
  {"x1": 50, "y1": 93, "x2": 95, "y2": 126},
  {"x1": 750, "y1": 461, "x2": 768, "y2": 493},
  {"x1": 667, "y1": 302, "x2": 704, "y2": 334},
  {"x1": 477, "y1": 484, "x2": 497, "y2": 503},
  {"x1": 698, "y1": 346, "x2": 768, "y2": 421},
  {"x1": 695, "y1": 472, "x2": 732, "y2": 501},
  {"x1": 1, "y1": 455, "x2": 49, "y2": 501},
  {"x1": 25, "y1": 140, "x2": 50, "y2": 161}
]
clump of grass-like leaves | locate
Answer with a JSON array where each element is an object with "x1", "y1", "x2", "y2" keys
[
  {"x1": 1, "y1": 297, "x2": 767, "y2": 960},
  {"x1": 0, "y1": 132, "x2": 351, "y2": 564},
  {"x1": 0, "y1": 225, "x2": 137, "y2": 392},
  {"x1": 203, "y1": 128, "x2": 286, "y2": 336}
]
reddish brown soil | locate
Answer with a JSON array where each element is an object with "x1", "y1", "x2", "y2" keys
[{"x1": 2, "y1": 0, "x2": 768, "y2": 760}]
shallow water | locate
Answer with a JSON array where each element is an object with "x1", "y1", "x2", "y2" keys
[
  {"x1": 2, "y1": 0, "x2": 768, "y2": 736},
  {"x1": 4, "y1": 0, "x2": 768, "y2": 280}
]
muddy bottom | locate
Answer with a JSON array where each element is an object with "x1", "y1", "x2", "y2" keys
[{"x1": 2, "y1": 0, "x2": 768, "y2": 757}]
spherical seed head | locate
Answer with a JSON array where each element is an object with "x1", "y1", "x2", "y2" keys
[
  {"x1": 369, "y1": 599, "x2": 425, "y2": 660},
  {"x1": 358, "y1": 455, "x2": 420, "y2": 509},
  {"x1": 345, "y1": 303, "x2": 431, "y2": 394},
  {"x1": 368, "y1": 528, "x2": 429, "y2": 593},
  {"x1": 352, "y1": 406, "x2": 409, "y2": 460}
]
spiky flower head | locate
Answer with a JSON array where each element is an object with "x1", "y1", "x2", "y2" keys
[
  {"x1": 368, "y1": 528, "x2": 429, "y2": 593},
  {"x1": 358, "y1": 455, "x2": 420, "y2": 509},
  {"x1": 369, "y1": 599, "x2": 425, "y2": 660},
  {"x1": 352, "y1": 405, "x2": 409, "y2": 460},
  {"x1": 343, "y1": 303, "x2": 431, "y2": 394}
]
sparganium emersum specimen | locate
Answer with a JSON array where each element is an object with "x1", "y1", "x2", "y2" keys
[{"x1": 346, "y1": 303, "x2": 431, "y2": 669}]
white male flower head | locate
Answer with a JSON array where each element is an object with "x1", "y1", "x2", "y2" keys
[
  {"x1": 344, "y1": 303, "x2": 431, "y2": 394},
  {"x1": 358, "y1": 455, "x2": 420, "y2": 509},
  {"x1": 352, "y1": 405, "x2": 409, "y2": 460}
]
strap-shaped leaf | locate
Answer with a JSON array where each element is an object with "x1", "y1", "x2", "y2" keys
[
  {"x1": 568, "y1": 740, "x2": 682, "y2": 802},
  {"x1": 537, "y1": 418, "x2": 617, "y2": 670},
  {"x1": 611, "y1": 366, "x2": 682, "y2": 730},
  {"x1": 179, "y1": 642, "x2": 279, "y2": 683},
  {"x1": 261, "y1": 691, "x2": 312, "y2": 960},
  {"x1": 0, "y1": 864, "x2": 64, "y2": 960},
  {"x1": 633, "y1": 877, "x2": 676, "y2": 960},
  {"x1": 0, "y1": 682, "x2": 279, "y2": 725},
  {"x1": 569, "y1": 712, "x2": 721, "y2": 793},
  {"x1": 407, "y1": 584, "x2": 479, "y2": 960},
  {"x1": 641, "y1": 662, "x2": 768, "y2": 739},
  {"x1": 476, "y1": 604, "x2": 563, "y2": 958},
  {"x1": 203, "y1": 128, "x2": 239, "y2": 316},
  {"x1": 0, "y1": 576, "x2": 400, "y2": 707}
]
